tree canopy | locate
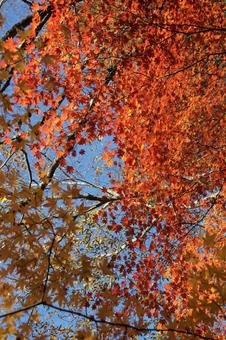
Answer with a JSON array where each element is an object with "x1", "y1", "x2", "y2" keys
[{"x1": 0, "y1": 0, "x2": 225, "y2": 338}]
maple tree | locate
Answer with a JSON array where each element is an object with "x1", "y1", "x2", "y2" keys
[{"x1": 0, "y1": 0, "x2": 225, "y2": 338}]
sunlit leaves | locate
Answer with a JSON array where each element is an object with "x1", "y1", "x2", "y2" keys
[{"x1": 0, "y1": 0, "x2": 224, "y2": 338}]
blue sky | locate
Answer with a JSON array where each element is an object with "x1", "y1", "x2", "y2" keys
[{"x1": 0, "y1": 0, "x2": 30, "y2": 36}]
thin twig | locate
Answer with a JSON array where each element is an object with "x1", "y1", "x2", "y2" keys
[
  {"x1": 22, "y1": 149, "x2": 33, "y2": 187},
  {"x1": 0, "y1": 151, "x2": 16, "y2": 169},
  {"x1": 42, "y1": 236, "x2": 55, "y2": 301},
  {"x1": 0, "y1": 302, "x2": 42, "y2": 319}
]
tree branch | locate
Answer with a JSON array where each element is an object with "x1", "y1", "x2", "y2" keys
[
  {"x1": 42, "y1": 236, "x2": 55, "y2": 301},
  {"x1": 0, "y1": 6, "x2": 52, "y2": 94},
  {"x1": 0, "y1": 302, "x2": 42, "y2": 319},
  {"x1": 20, "y1": 0, "x2": 32, "y2": 6},
  {"x1": 0, "y1": 150, "x2": 16, "y2": 169},
  {"x1": 22, "y1": 149, "x2": 33, "y2": 187},
  {"x1": 161, "y1": 52, "x2": 225, "y2": 79},
  {"x1": 41, "y1": 302, "x2": 216, "y2": 339},
  {"x1": 2, "y1": 5, "x2": 52, "y2": 41},
  {"x1": 0, "y1": 300, "x2": 215, "y2": 339},
  {"x1": 151, "y1": 22, "x2": 226, "y2": 35}
]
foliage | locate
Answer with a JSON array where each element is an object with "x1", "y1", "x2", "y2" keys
[{"x1": 0, "y1": 0, "x2": 225, "y2": 338}]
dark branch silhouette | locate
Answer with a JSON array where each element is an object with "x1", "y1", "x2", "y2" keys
[{"x1": 0, "y1": 301, "x2": 215, "y2": 340}]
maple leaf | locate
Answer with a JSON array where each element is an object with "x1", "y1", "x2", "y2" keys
[
  {"x1": 3, "y1": 38, "x2": 17, "y2": 52},
  {"x1": 32, "y1": 3, "x2": 39, "y2": 12},
  {"x1": 79, "y1": 149, "x2": 85, "y2": 155},
  {"x1": 66, "y1": 165, "x2": 74, "y2": 174}
]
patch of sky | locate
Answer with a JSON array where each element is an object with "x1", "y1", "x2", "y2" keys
[{"x1": 0, "y1": 0, "x2": 31, "y2": 38}]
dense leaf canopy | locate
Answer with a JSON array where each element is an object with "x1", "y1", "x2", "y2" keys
[{"x1": 0, "y1": 0, "x2": 225, "y2": 338}]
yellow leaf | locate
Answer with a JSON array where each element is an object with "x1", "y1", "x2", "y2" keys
[{"x1": 0, "y1": 196, "x2": 8, "y2": 203}]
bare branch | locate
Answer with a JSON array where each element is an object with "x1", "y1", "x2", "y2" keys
[
  {"x1": 2, "y1": 14, "x2": 33, "y2": 41},
  {"x1": 42, "y1": 302, "x2": 215, "y2": 340},
  {"x1": 161, "y1": 52, "x2": 225, "y2": 79},
  {"x1": 0, "y1": 6, "x2": 52, "y2": 94},
  {"x1": 2, "y1": 5, "x2": 52, "y2": 41},
  {"x1": 0, "y1": 301, "x2": 216, "y2": 339},
  {"x1": 0, "y1": 0, "x2": 7, "y2": 9},
  {"x1": 20, "y1": 0, "x2": 32, "y2": 6},
  {"x1": 0, "y1": 150, "x2": 16, "y2": 169},
  {"x1": 22, "y1": 149, "x2": 33, "y2": 187},
  {"x1": 0, "y1": 302, "x2": 42, "y2": 319},
  {"x1": 42, "y1": 236, "x2": 55, "y2": 301}
]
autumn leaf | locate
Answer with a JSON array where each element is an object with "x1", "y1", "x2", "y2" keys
[{"x1": 3, "y1": 38, "x2": 17, "y2": 52}]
